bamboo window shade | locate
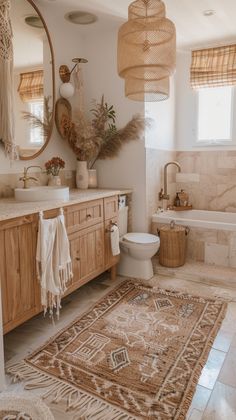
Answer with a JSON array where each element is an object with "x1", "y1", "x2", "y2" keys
[
  {"x1": 117, "y1": 0, "x2": 176, "y2": 102},
  {"x1": 190, "y1": 44, "x2": 236, "y2": 89},
  {"x1": 18, "y1": 70, "x2": 44, "y2": 102}
]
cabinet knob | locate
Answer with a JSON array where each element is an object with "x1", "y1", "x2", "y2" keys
[
  {"x1": 86, "y1": 214, "x2": 92, "y2": 219},
  {"x1": 76, "y1": 257, "x2": 80, "y2": 261}
]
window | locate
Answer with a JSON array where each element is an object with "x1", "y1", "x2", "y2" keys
[
  {"x1": 197, "y1": 86, "x2": 234, "y2": 145},
  {"x1": 29, "y1": 99, "x2": 44, "y2": 144}
]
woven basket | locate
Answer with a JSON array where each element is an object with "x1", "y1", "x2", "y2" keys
[{"x1": 158, "y1": 222, "x2": 190, "y2": 268}]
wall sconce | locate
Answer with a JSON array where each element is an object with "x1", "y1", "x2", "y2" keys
[{"x1": 59, "y1": 57, "x2": 88, "y2": 98}]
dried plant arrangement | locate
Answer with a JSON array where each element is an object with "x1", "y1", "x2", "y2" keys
[
  {"x1": 22, "y1": 96, "x2": 53, "y2": 141},
  {"x1": 59, "y1": 96, "x2": 148, "y2": 168}
]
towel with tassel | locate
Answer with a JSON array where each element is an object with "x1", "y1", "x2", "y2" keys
[
  {"x1": 36, "y1": 209, "x2": 73, "y2": 318},
  {"x1": 110, "y1": 224, "x2": 120, "y2": 256}
]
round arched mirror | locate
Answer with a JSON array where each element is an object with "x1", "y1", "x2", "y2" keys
[{"x1": 10, "y1": 0, "x2": 55, "y2": 160}]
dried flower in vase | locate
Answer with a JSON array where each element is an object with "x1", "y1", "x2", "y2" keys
[
  {"x1": 58, "y1": 95, "x2": 149, "y2": 168},
  {"x1": 45, "y1": 156, "x2": 65, "y2": 176}
]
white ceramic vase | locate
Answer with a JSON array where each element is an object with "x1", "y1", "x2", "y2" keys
[
  {"x1": 76, "y1": 161, "x2": 89, "y2": 189},
  {"x1": 48, "y1": 175, "x2": 61, "y2": 186},
  {"x1": 88, "y1": 169, "x2": 98, "y2": 188}
]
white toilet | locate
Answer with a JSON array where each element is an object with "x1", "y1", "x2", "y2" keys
[{"x1": 117, "y1": 207, "x2": 160, "y2": 280}]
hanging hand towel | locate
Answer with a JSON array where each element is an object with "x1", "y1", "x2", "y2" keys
[
  {"x1": 36, "y1": 210, "x2": 73, "y2": 318},
  {"x1": 110, "y1": 224, "x2": 120, "y2": 256},
  {"x1": 56, "y1": 211, "x2": 73, "y2": 291}
]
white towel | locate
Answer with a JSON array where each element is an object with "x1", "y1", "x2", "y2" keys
[
  {"x1": 110, "y1": 224, "x2": 120, "y2": 256},
  {"x1": 36, "y1": 210, "x2": 73, "y2": 318}
]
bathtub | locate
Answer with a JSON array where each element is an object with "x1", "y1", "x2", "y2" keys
[
  {"x1": 151, "y1": 209, "x2": 236, "y2": 267},
  {"x1": 152, "y1": 209, "x2": 236, "y2": 231}
]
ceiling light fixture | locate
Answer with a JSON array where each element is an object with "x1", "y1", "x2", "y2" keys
[
  {"x1": 203, "y1": 9, "x2": 215, "y2": 16},
  {"x1": 65, "y1": 11, "x2": 97, "y2": 25},
  {"x1": 117, "y1": 0, "x2": 176, "y2": 102}
]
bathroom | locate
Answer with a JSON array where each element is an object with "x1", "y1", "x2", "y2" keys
[{"x1": 0, "y1": 0, "x2": 236, "y2": 418}]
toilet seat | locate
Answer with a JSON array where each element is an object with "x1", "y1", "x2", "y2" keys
[{"x1": 123, "y1": 232, "x2": 159, "y2": 245}]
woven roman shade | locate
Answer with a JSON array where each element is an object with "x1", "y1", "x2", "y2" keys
[
  {"x1": 190, "y1": 44, "x2": 236, "y2": 89},
  {"x1": 18, "y1": 70, "x2": 44, "y2": 102}
]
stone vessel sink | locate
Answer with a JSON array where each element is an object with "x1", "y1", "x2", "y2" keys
[{"x1": 15, "y1": 186, "x2": 70, "y2": 202}]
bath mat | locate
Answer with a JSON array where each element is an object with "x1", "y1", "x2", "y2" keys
[{"x1": 7, "y1": 280, "x2": 227, "y2": 420}]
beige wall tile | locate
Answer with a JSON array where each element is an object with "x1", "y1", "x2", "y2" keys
[{"x1": 205, "y1": 244, "x2": 229, "y2": 267}]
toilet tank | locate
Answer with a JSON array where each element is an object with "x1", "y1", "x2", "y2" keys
[{"x1": 118, "y1": 206, "x2": 128, "y2": 237}]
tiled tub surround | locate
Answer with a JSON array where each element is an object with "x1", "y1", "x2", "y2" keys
[
  {"x1": 152, "y1": 209, "x2": 236, "y2": 268},
  {"x1": 175, "y1": 150, "x2": 236, "y2": 213}
]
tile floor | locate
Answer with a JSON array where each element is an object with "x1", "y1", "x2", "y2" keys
[{"x1": 3, "y1": 264, "x2": 236, "y2": 420}]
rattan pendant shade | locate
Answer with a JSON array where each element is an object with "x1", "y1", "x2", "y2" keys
[{"x1": 117, "y1": 0, "x2": 176, "y2": 101}]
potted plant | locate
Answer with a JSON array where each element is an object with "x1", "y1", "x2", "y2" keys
[{"x1": 45, "y1": 156, "x2": 65, "y2": 186}]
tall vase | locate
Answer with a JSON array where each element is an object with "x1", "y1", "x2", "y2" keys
[{"x1": 76, "y1": 160, "x2": 89, "y2": 189}]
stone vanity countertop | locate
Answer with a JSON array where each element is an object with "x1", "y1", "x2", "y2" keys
[{"x1": 0, "y1": 188, "x2": 132, "y2": 222}]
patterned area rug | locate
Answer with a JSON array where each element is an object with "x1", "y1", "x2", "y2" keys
[{"x1": 7, "y1": 280, "x2": 227, "y2": 420}]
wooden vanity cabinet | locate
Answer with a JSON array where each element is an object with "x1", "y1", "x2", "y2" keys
[
  {"x1": 1, "y1": 195, "x2": 119, "y2": 334},
  {"x1": 0, "y1": 215, "x2": 40, "y2": 334},
  {"x1": 67, "y1": 223, "x2": 105, "y2": 293}
]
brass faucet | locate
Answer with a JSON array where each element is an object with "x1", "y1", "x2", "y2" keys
[
  {"x1": 159, "y1": 161, "x2": 181, "y2": 200},
  {"x1": 19, "y1": 166, "x2": 42, "y2": 189}
]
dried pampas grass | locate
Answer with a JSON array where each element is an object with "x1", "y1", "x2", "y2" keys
[
  {"x1": 59, "y1": 96, "x2": 150, "y2": 168},
  {"x1": 97, "y1": 115, "x2": 147, "y2": 160}
]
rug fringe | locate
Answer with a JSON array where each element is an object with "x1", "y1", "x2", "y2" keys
[{"x1": 6, "y1": 361, "x2": 136, "y2": 420}]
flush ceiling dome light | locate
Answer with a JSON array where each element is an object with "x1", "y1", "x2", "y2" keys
[
  {"x1": 65, "y1": 11, "x2": 97, "y2": 25},
  {"x1": 117, "y1": 0, "x2": 176, "y2": 101},
  {"x1": 203, "y1": 9, "x2": 215, "y2": 16}
]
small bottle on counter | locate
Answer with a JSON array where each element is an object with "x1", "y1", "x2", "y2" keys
[
  {"x1": 174, "y1": 192, "x2": 180, "y2": 207},
  {"x1": 179, "y1": 189, "x2": 189, "y2": 207}
]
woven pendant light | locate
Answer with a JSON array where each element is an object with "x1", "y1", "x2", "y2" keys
[
  {"x1": 125, "y1": 76, "x2": 169, "y2": 101},
  {"x1": 117, "y1": 0, "x2": 176, "y2": 101}
]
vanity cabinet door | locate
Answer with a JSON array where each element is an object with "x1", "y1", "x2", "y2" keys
[
  {"x1": 0, "y1": 216, "x2": 39, "y2": 334},
  {"x1": 104, "y1": 218, "x2": 120, "y2": 270},
  {"x1": 67, "y1": 223, "x2": 105, "y2": 293}
]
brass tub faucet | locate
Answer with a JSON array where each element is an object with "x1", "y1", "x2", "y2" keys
[{"x1": 159, "y1": 161, "x2": 181, "y2": 201}]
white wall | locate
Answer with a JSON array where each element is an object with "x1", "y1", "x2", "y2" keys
[
  {"x1": 145, "y1": 76, "x2": 176, "y2": 151},
  {"x1": 82, "y1": 25, "x2": 147, "y2": 232},
  {"x1": 176, "y1": 51, "x2": 236, "y2": 151}
]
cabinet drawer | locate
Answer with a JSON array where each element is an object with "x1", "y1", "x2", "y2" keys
[
  {"x1": 66, "y1": 199, "x2": 103, "y2": 234},
  {"x1": 104, "y1": 196, "x2": 118, "y2": 220}
]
